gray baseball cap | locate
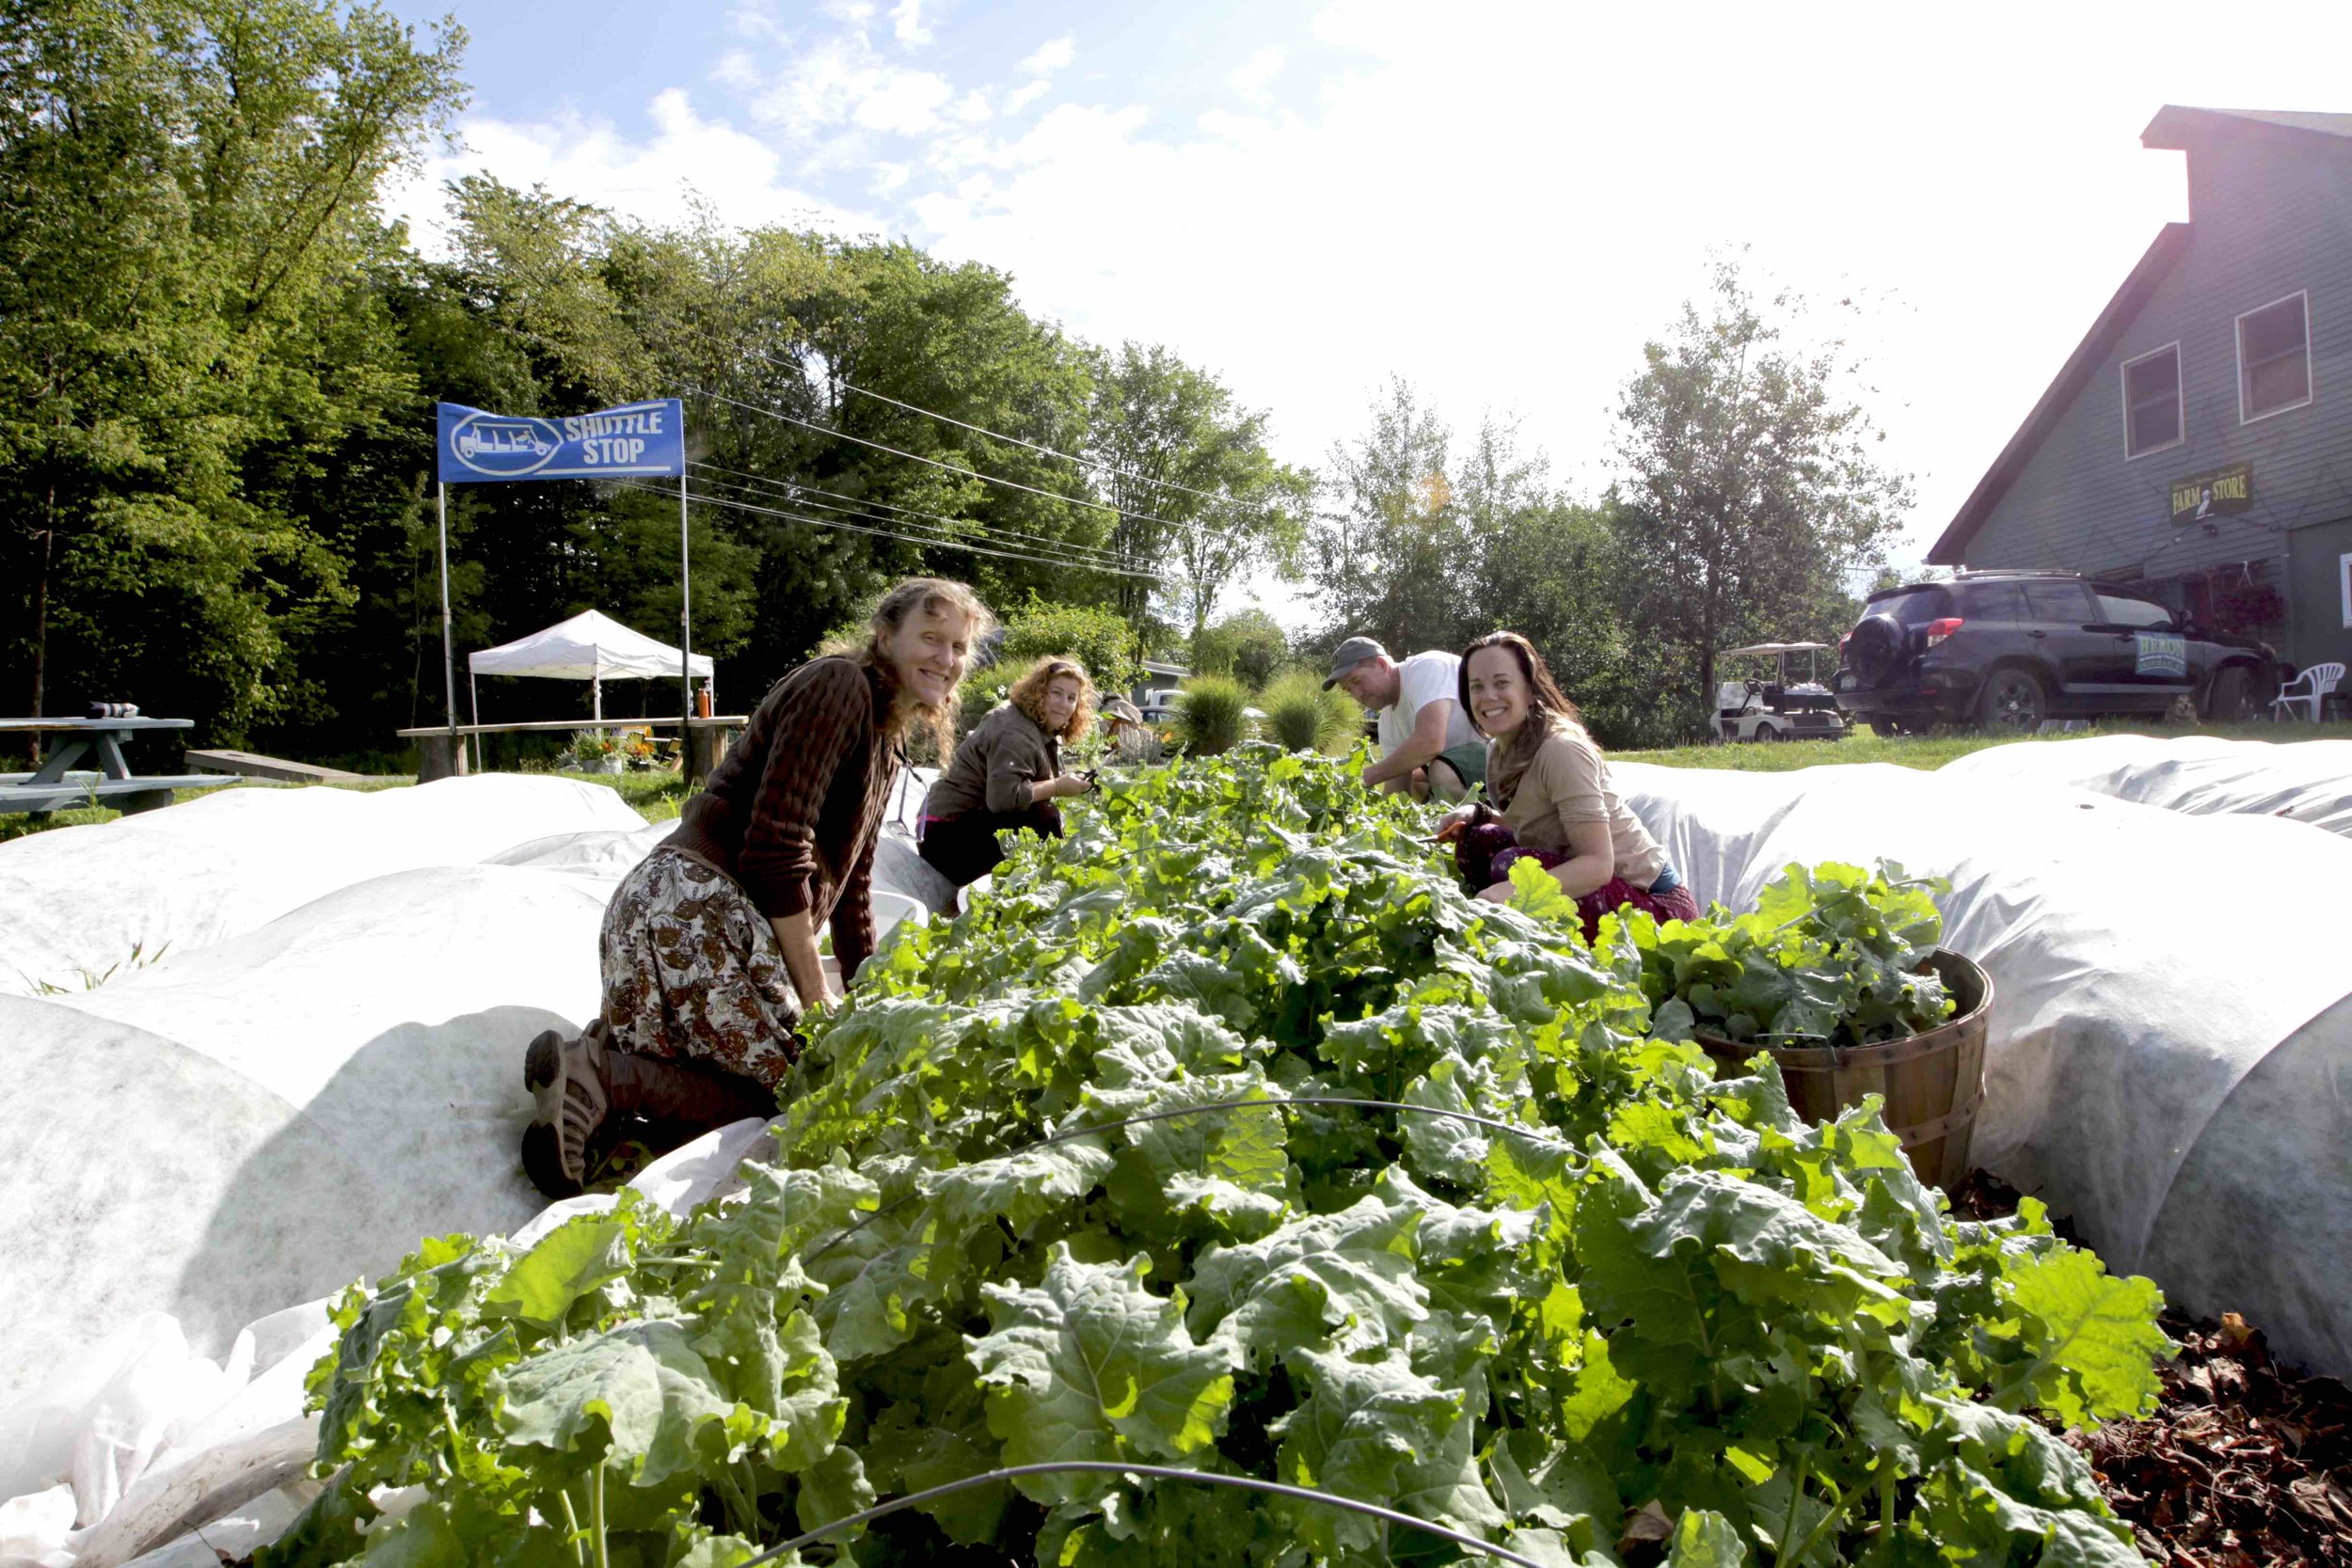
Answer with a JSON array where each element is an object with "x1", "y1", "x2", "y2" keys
[{"x1": 1323, "y1": 636, "x2": 1389, "y2": 689}]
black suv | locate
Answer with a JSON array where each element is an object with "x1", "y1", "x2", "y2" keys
[{"x1": 1834, "y1": 572, "x2": 2270, "y2": 734}]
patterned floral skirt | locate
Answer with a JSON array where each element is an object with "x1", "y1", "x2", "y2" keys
[{"x1": 599, "y1": 847, "x2": 803, "y2": 1090}]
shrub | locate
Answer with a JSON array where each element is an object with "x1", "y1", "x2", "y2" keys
[
  {"x1": 1172, "y1": 673, "x2": 1250, "y2": 756},
  {"x1": 959, "y1": 655, "x2": 1033, "y2": 734},
  {"x1": 1190, "y1": 608, "x2": 1287, "y2": 688},
  {"x1": 996, "y1": 597, "x2": 1138, "y2": 695},
  {"x1": 1257, "y1": 667, "x2": 1359, "y2": 754}
]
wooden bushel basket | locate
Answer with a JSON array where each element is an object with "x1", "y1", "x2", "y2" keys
[{"x1": 1697, "y1": 949, "x2": 1993, "y2": 1192}]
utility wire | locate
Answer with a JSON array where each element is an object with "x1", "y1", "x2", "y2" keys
[
  {"x1": 626, "y1": 481, "x2": 1178, "y2": 585},
  {"x1": 683, "y1": 469, "x2": 1162, "y2": 580},
  {"x1": 693, "y1": 385, "x2": 1235, "y2": 548},
  {"x1": 688, "y1": 460, "x2": 1144, "y2": 573},
  {"x1": 743, "y1": 344, "x2": 1245, "y2": 515}
]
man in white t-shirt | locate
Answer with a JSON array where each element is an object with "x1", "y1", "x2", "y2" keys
[{"x1": 1323, "y1": 636, "x2": 1486, "y2": 801}]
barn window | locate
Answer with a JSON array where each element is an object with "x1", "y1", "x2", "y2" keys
[
  {"x1": 2237, "y1": 292, "x2": 2312, "y2": 422},
  {"x1": 2121, "y1": 343, "x2": 2183, "y2": 457}
]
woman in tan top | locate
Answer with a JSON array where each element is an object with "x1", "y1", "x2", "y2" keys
[
  {"x1": 920, "y1": 657, "x2": 1097, "y2": 888},
  {"x1": 522, "y1": 577, "x2": 993, "y2": 1196},
  {"x1": 1434, "y1": 631, "x2": 1699, "y2": 941}
]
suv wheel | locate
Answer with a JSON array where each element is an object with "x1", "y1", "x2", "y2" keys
[
  {"x1": 1977, "y1": 669, "x2": 2047, "y2": 734},
  {"x1": 2203, "y1": 664, "x2": 2251, "y2": 722}
]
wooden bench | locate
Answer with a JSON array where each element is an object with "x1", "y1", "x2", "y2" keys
[
  {"x1": 185, "y1": 749, "x2": 370, "y2": 784},
  {"x1": 0, "y1": 717, "x2": 233, "y2": 816}
]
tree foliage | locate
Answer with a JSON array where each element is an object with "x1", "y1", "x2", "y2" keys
[
  {"x1": 1611, "y1": 259, "x2": 1910, "y2": 728},
  {"x1": 1089, "y1": 344, "x2": 1312, "y2": 640},
  {"x1": 1302, "y1": 266, "x2": 1908, "y2": 748},
  {"x1": 0, "y1": 0, "x2": 465, "y2": 747},
  {"x1": 0, "y1": 9, "x2": 1294, "y2": 759}
]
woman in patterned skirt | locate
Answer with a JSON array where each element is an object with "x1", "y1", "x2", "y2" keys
[
  {"x1": 1434, "y1": 631, "x2": 1700, "y2": 942},
  {"x1": 522, "y1": 578, "x2": 994, "y2": 1196}
]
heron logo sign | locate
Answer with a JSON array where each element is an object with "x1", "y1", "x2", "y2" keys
[{"x1": 437, "y1": 399, "x2": 686, "y2": 483}]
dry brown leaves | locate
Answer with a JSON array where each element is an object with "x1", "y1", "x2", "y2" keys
[{"x1": 1950, "y1": 1171, "x2": 2352, "y2": 1565}]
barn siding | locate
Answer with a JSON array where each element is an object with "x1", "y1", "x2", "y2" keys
[{"x1": 1960, "y1": 128, "x2": 2352, "y2": 666}]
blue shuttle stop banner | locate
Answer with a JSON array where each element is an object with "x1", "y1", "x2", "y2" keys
[
  {"x1": 436, "y1": 399, "x2": 686, "y2": 483},
  {"x1": 425, "y1": 398, "x2": 698, "y2": 746}
]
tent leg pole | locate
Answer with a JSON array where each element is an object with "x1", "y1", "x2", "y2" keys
[{"x1": 469, "y1": 671, "x2": 481, "y2": 773}]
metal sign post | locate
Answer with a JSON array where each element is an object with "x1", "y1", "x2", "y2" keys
[
  {"x1": 437, "y1": 482, "x2": 455, "y2": 731},
  {"x1": 680, "y1": 473, "x2": 692, "y2": 723}
]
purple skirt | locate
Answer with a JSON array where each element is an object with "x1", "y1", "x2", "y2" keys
[{"x1": 1455, "y1": 818, "x2": 1698, "y2": 942}]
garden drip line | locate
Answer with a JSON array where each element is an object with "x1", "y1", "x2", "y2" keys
[{"x1": 738, "y1": 1460, "x2": 1555, "y2": 1568}]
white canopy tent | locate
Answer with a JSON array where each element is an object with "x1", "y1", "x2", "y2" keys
[{"x1": 468, "y1": 609, "x2": 714, "y2": 722}]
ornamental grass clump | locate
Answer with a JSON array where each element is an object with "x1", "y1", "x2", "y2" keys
[
  {"x1": 1257, "y1": 667, "x2": 1360, "y2": 754},
  {"x1": 1171, "y1": 673, "x2": 1249, "y2": 755},
  {"x1": 287, "y1": 747, "x2": 2172, "y2": 1568}
]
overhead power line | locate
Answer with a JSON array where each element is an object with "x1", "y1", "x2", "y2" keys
[
  {"x1": 692, "y1": 384, "x2": 1232, "y2": 548},
  {"x1": 636, "y1": 480, "x2": 1181, "y2": 585},
  {"x1": 688, "y1": 459, "x2": 1143, "y2": 574},
  {"x1": 787, "y1": 357, "x2": 1242, "y2": 513}
]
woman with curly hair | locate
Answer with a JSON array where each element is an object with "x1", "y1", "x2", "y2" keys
[
  {"x1": 522, "y1": 577, "x2": 994, "y2": 1196},
  {"x1": 919, "y1": 655, "x2": 1097, "y2": 888},
  {"x1": 1434, "y1": 630, "x2": 1699, "y2": 941}
]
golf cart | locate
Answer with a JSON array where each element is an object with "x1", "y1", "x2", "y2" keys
[{"x1": 1715, "y1": 642, "x2": 1849, "y2": 743}]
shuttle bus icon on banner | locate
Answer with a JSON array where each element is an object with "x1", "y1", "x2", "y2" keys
[{"x1": 450, "y1": 413, "x2": 562, "y2": 476}]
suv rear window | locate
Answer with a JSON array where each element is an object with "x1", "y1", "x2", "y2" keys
[{"x1": 1866, "y1": 586, "x2": 1955, "y2": 626}]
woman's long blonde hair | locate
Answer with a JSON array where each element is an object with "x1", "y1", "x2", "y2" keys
[
  {"x1": 838, "y1": 578, "x2": 996, "y2": 757},
  {"x1": 1008, "y1": 656, "x2": 1096, "y2": 742}
]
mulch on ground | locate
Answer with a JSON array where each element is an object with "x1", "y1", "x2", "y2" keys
[{"x1": 1948, "y1": 1172, "x2": 2352, "y2": 1565}]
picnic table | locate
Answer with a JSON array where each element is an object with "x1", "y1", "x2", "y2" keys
[{"x1": 0, "y1": 717, "x2": 232, "y2": 816}]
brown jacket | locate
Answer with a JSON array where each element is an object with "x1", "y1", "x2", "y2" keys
[
  {"x1": 669, "y1": 657, "x2": 896, "y2": 977},
  {"x1": 923, "y1": 701, "x2": 1060, "y2": 820}
]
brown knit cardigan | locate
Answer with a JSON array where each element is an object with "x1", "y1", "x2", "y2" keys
[{"x1": 668, "y1": 657, "x2": 898, "y2": 979}]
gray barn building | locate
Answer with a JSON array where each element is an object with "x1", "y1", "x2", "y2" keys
[{"x1": 1929, "y1": 106, "x2": 2352, "y2": 682}]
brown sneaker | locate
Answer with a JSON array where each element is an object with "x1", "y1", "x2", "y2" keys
[{"x1": 521, "y1": 1020, "x2": 612, "y2": 1197}]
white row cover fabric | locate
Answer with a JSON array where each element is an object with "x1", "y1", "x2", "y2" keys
[
  {"x1": 0, "y1": 776, "x2": 644, "y2": 997},
  {"x1": 3, "y1": 767, "x2": 945, "y2": 1564},
  {"x1": 0, "y1": 1117, "x2": 775, "y2": 1568},
  {"x1": 1938, "y1": 734, "x2": 2352, "y2": 839},
  {"x1": 467, "y1": 609, "x2": 711, "y2": 682},
  {"x1": 1614, "y1": 757, "x2": 2352, "y2": 1378}
]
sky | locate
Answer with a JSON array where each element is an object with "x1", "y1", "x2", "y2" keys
[{"x1": 378, "y1": 0, "x2": 2352, "y2": 628}]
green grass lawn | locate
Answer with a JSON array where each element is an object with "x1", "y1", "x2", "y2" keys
[
  {"x1": 1617, "y1": 719, "x2": 2352, "y2": 772},
  {"x1": 10, "y1": 721, "x2": 2348, "y2": 840}
]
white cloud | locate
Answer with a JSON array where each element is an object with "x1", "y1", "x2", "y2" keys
[
  {"x1": 890, "y1": 0, "x2": 930, "y2": 47},
  {"x1": 382, "y1": 88, "x2": 878, "y2": 256},
  {"x1": 852, "y1": 68, "x2": 954, "y2": 134},
  {"x1": 1001, "y1": 79, "x2": 1049, "y2": 115},
  {"x1": 1017, "y1": 35, "x2": 1075, "y2": 76},
  {"x1": 711, "y1": 50, "x2": 761, "y2": 92},
  {"x1": 750, "y1": 28, "x2": 955, "y2": 138},
  {"x1": 1226, "y1": 46, "x2": 1283, "y2": 98}
]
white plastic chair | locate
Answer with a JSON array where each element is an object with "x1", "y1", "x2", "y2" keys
[{"x1": 2269, "y1": 660, "x2": 2344, "y2": 721}]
